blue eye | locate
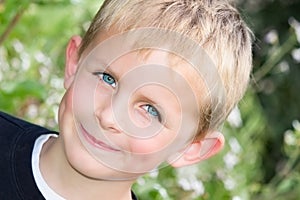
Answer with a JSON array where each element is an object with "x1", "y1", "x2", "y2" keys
[
  {"x1": 95, "y1": 72, "x2": 116, "y2": 88},
  {"x1": 102, "y1": 73, "x2": 116, "y2": 86},
  {"x1": 142, "y1": 104, "x2": 161, "y2": 122}
]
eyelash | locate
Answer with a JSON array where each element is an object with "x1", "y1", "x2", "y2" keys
[
  {"x1": 93, "y1": 72, "x2": 117, "y2": 88},
  {"x1": 142, "y1": 104, "x2": 162, "y2": 122}
]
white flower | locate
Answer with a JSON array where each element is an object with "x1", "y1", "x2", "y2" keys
[
  {"x1": 227, "y1": 106, "x2": 243, "y2": 128},
  {"x1": 291, "y1": 48, "x2": 300, "y2": 63},
  {"x1": 289, "y1": 17, "x2": 300, "y2": 44},
  {"x1": 284, "y1": 130, "x2": 296, "y2": 146},
  {"x1": 264, "y1": 29, "x2": 278, "y2": 44}
]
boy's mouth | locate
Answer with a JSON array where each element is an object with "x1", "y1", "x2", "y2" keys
[{"x1": 79, "y1": 124, "x2": 121, "y2": 152}]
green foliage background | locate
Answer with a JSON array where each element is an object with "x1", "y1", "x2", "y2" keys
[{"x1": 1, "y1": 0, "x2": 300, "y2": 199}]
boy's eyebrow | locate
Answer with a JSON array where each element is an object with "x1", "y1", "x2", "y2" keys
[
  {"x1": 99, "y1": 61, "x2": 119, "y2": 80},
  {"x1": 87, "y1": 55, "x2": 122, "y2": 80},
  {"x1": 90, "y1": 57, "x2": 109, "y2": 67},
  {"x1": 87, "y1": 58, "x2": 114, "y2": 72},
  {"x1": 83, "y1": 56, "x2": 106, "y2": 68}
]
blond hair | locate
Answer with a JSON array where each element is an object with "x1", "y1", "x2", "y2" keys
[{"x1": 79, "y1": 0, "x2": 253, "y2": 136}]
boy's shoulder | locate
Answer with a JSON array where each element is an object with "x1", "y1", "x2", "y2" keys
[
  {"x1": 0, "y1": 111, "x2": 57, "y2": 136},
  {"x1": 0, "y1": 111, "x2": 58, "y2": 152},
  {"x1": 0, "y1": 111, "x2": 57, "y2": 199}
]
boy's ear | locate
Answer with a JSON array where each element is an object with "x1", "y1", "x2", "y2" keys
[
  {"x1": 64, "y1": 35, "x2": 82, "y2": 89},
  {"x1": 168, "y1": 131, "x2": 225, "y2": 168}
]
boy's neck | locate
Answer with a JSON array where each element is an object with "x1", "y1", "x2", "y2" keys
[{"x1": 39, "y1": 136, "x2": 136, "y2": 200}]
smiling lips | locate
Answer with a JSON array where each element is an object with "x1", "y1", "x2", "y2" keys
[{"x1": 80, "y1": 125, "x2": 120, "y2": 152}]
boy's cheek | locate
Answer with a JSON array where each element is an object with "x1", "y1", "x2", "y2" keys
[
  {"x1": 127, "y1": 135, "x2": 176, "y2": 155},
  {"x1": 59, "y1": 85, "x2": 75, "y2": 125},
  {"x1": 64, "y1": 85, "x2": 76, "y2": 111}
]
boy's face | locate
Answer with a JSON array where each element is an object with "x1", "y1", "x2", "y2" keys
[{"x1": 59, "y1": 29, "x2": 224, "y2": 180}]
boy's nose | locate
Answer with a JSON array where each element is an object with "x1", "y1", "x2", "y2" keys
[{"x1": 95, "y1": 103, "x2": 121, "y2": 134}]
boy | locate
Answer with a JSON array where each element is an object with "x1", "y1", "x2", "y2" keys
[{"x1": 0, "y1": 0, "x2": 253, "y2": 199}]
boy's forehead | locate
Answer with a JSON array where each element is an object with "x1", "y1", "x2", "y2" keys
[{"x1": 80, "y1": 27, "x2": 193, "y2": 63}]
